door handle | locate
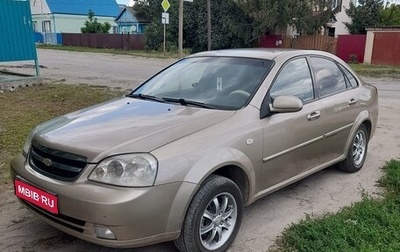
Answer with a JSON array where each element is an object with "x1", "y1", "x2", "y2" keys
[
  {"x1": 307, "y1": 111, "x2": 321, "y2": 121},
  {"x1": 348, "y1": 98, "x2": 358, "y2": 105}
]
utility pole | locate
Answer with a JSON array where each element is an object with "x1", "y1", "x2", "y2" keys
[
  {"x1": 178, "y1": 0, "x2": 183, "y2": 58},
  {"x1": 163, "y1": 16, "x2": 166, "y2": 53},
  {"x1": 207, "y1": 0, "x2": 211, "y2": 51}
]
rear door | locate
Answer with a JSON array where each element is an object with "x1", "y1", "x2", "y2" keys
[{"x1": 309, "y1": 57, "x2": 361, "y2": 160}]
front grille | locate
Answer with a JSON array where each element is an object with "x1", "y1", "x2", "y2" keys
[
  {"x1": 29, "y1": 140, "x2": 88, "y2": 181},
  {"x1": 21, "y1": 199, "x2": 85, "y2": 233}
]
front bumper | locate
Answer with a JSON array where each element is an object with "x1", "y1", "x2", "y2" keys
[{"x1": 10, "y1": 153, "x2": 196, "y2": 248}]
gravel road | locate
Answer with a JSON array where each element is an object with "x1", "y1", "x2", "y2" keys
[{"x1": 1, "y1": 49, "x2": 399, "y2": 252}]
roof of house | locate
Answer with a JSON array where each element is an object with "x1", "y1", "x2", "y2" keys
[
  {"x1": 118, "y1": 4, "x2": 126, "y2": 13},
  {"x1": 45, "y1": 0, "x2": 120, "y2": 17},
  {"x1": 115, "y1": 7, "x2": 150, "y2": 23}
]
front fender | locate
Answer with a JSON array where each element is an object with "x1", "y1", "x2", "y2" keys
[
  {"x1": 152, "y1": 147, "x2": 259, "y2": 237},
  {"x1": 184, "y1": 147, "x2": 256, "y2": 192}
]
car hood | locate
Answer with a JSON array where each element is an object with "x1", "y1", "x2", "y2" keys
[{"x1": 33, "y1": 97, "x2": 235, "y2": 162}]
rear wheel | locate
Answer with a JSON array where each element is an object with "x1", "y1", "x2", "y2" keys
[
  {"x1": 175, "y1": 175, "x2": 243, "y2": 252},
  {"x1": 338, "y1": 124, "x2": 369, "y2": 173}
]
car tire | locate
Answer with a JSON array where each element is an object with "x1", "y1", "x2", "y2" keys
[
  {"x1": 175, "y1": 175, "x2": 243, "y2": 252},
  {"x1": 338, "y1": 124, "x2": 369, "y2": 173}
]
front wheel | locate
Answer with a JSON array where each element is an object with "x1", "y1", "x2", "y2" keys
[
  {"x1": 338, "y1": 124, "x2": 369, "y2": 173},
  {"x1": 175, "y1": 175, "x2": 243, "y2": 252}
]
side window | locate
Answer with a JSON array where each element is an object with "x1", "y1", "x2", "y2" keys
[
  {"x1": 310, "y1": 57, "x2": 346, "y2": 97},
  {"x1": 339, "y1": 65, "x2": 358, "y2": 88},
  {"x1": 270, "y1": 58, "x2": 314, "y2": 102}
]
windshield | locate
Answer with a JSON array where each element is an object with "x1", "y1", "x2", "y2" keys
[{"x1": 132, "y1": 57, "x2": 273, "y2": 110}]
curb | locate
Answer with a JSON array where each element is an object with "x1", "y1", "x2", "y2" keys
[{"x1": 0, "y1": 71, "x2": 42, "y2": 90}]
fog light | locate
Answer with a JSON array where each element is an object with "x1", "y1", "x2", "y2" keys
[{"x1": 94, "y1": 225, "x2": 116, "y2": 240}]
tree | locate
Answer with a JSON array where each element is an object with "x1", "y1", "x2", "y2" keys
[
  {"x1": 134, "y1": 0, "x2": 158, "y2": 22},
  {"x1": 380, "y1": 4, "x2": 400, "y2": 26},
  {"x1": 134, "y1": 0, "x2": 178, "y2": 51},
  {"x1": 345, "y1": 0, "x2": 383, "y2": 34},
  {"x1": 136, "y1": 0, "x2": 252, "y2": 52},
  {"x1": 186, "y1": 0, "x2": 253, "y2": 52},
  {"x1": 138, "y1": 0, "x2": 339, "y2": 51},
  {"x1": 236, "y1": 0, "x2": 280, "y2": 37},
  {"x1": 236, "y1": 0, "x2": 338, "y2": 38},
  {"x1": 81, "y1": 10, "x2": 112, "y2": 33},
  {"x1": 298, "y1": 0, "x2": 339, "y2": 35}
]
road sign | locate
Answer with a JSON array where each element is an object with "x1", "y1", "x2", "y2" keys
[
  {"x1": 162, "y1": 12, "x2": 169, "y2": 24},
  {"x1": 161, "y1": 0, "x2": 170, "y2": 12}
]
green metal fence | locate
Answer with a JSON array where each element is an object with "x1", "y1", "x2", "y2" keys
[{"x1": 0, "y1": 0, "x2": 39, "y2": 76}]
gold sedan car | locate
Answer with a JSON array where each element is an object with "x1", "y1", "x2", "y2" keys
[{"x1": 11, "y1": 49, "x2": 378, "y2": 252}]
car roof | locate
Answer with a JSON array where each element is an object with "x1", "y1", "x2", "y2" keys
[{"x1": 187, "y1": 48, "x2": 336, "y2": 61}]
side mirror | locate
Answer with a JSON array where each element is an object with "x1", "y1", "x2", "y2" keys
[{"x1": 269, "y1": 95, "x2": 303, "y2": 113}]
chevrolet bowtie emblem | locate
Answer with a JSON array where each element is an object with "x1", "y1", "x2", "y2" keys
[{"x1": 42, "y1": 158, "x2": 53, "y2": 167}]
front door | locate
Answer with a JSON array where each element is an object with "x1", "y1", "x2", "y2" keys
[{"x1": 260, "y1": 57, "x2": 327, "y2": 191}]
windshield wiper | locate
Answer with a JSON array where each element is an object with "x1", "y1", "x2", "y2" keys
[
  {"x1": 126, "y1": 93, "x2": 165, "y2": 103},
  {"x1": 162, "y1": 97, "x2": 216, "y2": 109}
]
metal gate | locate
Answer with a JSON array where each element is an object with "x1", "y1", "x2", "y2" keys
[
  {"x1": 0, "y1": 0, "x2": 39, "y2": 75},
  {"x1": 372, "y1": 32, "x2": 400, "y2": 66}
]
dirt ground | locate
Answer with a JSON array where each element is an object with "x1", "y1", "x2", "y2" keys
[{"x1": 1, "y1": 50, "x2": 399, "y2": 252}]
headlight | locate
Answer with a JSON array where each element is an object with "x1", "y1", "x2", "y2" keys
[{"x1": 88, "y1": 154, "x2": 158, "y2": 187}]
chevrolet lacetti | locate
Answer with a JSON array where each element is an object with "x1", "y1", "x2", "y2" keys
[{"x1": 11, "y1": 49, "x2": 378, "y2": 252}]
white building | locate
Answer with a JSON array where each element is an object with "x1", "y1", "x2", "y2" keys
[
  {"x1": 325, "y1": 0, "x2": 358, "y2": 37},
  {"x1": 30, "y1": 0, "x2": 119, "y2": 34},
  {"x1": 328, "y1": 0, "x2": 400, "y2": 36},
  {"x1": 283, "y1": 0, "x2": 355, "y2": 37}
]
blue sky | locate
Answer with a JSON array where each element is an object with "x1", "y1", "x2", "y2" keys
[{"x1": 116, "y1": 0, "x2": 129, "y2": 4}]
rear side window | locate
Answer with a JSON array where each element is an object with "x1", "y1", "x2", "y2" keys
[
  {"x1": 310, "y1": 57, "x2": 346, "y2": 97},
  {"x1": 340, "y1": 65, "x2": 358, "y2": 88},
  {"x1": 270, "y1": 58, "x2": 314, "y2": 102}
]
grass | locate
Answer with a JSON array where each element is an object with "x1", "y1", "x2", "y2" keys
[
  {"x1": 275, "y1": 159, "x2": 400, "y2": 252},
  {"x1": 0, "y1": 84, "x2": 123, "y2": 185},
  {"x1": 36, "y1": 44, "x2": 189, "y2": 59},
  {"x1": 349, "y1": 63, "x2": 400, "y2": 78}
]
